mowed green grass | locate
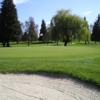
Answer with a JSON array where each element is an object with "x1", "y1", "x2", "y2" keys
[{"x1": 0, "y1": 45, "x2": 100, "y2": 86}]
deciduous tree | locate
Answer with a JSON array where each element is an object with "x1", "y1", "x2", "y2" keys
[{"x1": 49, "y1": 9, "x2": 89, "y2": 46}]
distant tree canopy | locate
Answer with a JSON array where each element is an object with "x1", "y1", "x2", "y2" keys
[
  {"x1": 0, "y1": 2, "x2": 97, "y2": 47},
  {"x1": 91, "y1": 14, "x2": 100, "y2": 42},
  {"x1": 0, "y1": 0, "x2": 22, "y2": 47},
  {"x1": 48, "y1": 9, "x2": 90, "y2": 45}
]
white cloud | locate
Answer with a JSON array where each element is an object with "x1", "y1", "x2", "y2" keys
[
  {"x1": 82, "y1": 11, "x2": 93, "y2": 17},
  {"x1": 14, "y1": 0, "x2": 30, "y2": 5}
]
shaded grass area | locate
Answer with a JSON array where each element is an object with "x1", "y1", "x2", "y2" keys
[{"x1": 0, "y1": 45, "x2": 100, "y2": 87}]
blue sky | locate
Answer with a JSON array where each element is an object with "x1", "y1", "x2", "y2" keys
[{"x1": 13, "y1": 0, "x2": 100, "y2": 28}]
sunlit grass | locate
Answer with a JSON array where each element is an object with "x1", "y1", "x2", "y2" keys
[{"x1": 0, "y1": 44, "x2": 100, "y2": 86}]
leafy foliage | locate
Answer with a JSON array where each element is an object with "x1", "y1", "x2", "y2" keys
[{"x1": 48, "y1": 9, "x2": 90, "y2": 45}]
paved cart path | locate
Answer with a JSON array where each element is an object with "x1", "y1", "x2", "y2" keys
[{"x1": 0, "y1": 74, "x2": 100, "y2": 100}]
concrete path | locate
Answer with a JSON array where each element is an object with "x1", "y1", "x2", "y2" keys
[{"x1": 0, "y1": 74, "x2": 100, "y2": 100}]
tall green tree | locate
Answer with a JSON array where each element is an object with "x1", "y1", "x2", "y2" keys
[
  {"x1": 28, "y1": 17, "x2": 38, "y2": 42},
  {"x1": 39, "y1": 20, "x2": 47, "y2": 41},
  {"x1": 91, "y1": 14, "x2": 100, "y2": 43},
  {"x1": 50, "y1": 10, "x2": 71, "y2": 45},
  {"x1": 80, "y1": 17, "x2": 90, "y2": 44},
  {"x1": 0, "y1": 0, "x2": 22, "y2": 47},
  {"x1": 49, "y1": 9, "x2": 88, "y2": 46},
  {"x1": 22, "y1": 17, "x2": 38, "y2": 46},
  {"x1": 51, "y1": 10, "x2": 83, "y2": 46},
  {"x1": 80, "y1": 27, "x2": 90, "y2": 44}
]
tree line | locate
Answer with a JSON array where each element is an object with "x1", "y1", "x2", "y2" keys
[{"x1": 0, "y1": 0, "x2": 100, "y2": 47}]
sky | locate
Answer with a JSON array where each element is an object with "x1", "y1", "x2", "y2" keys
[{"x1": 2, "y1": 0, "x2": 100, "y2": 28}]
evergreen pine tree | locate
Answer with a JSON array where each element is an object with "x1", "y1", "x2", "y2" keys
[
  {"x1": 91, "y1": 14, "x2": 100, "y2": 42},
  {"x1": 39, "y1": 20, "x2": 47, "y2": 41},
  {"x1": 0, "y1": 0, "x2": 22, "y2": 47}
]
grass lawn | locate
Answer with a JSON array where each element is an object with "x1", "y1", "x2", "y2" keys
[{"x1": 0, "y1": 44, "x2": 100, "y2": 86}]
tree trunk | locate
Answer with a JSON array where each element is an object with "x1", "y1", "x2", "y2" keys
[
  {"x1": 6, "y1": 41, "x2": 10, "y2": 47},
  {"x1": 2, "y1": 41, "x2": 6, "y2": 47},
  {"x1": 64, "y1": 40, "x2": 67, "y2": 46},
  {"x1": 85, "y1": 41, "x2": 87, "y2": 45},
  {"x1": 28, "y1": 40, "x2": 30, "y2": 46},
  {"x1": 56, "y1": 41, "x2": 58, "y2": 46}
]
